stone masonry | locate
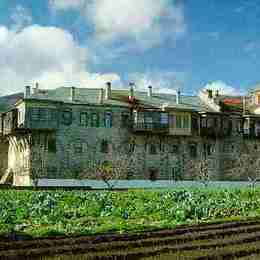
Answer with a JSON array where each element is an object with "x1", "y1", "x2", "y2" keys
[{"x1": 1, "y1": 83, "x2": 260, "y2": 186}]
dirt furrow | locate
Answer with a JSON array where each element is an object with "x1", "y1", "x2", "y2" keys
[
  {"x1": 3, "y1": 225, "x2": 260, "y2": 259},
  {"x1": 1, "y1": 219, "x2": 260, "y2": 251}
]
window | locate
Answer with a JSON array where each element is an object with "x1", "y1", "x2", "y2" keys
[
  {"x1": 101, "y1": 140, "x2": 109, "y2": 153},
  {"x1": 31, "y1": 108, "x2": 48, "y2": 121},
  {"x1": 104, "y1": 111, "x2": 112, "y2": 128},
  {"x1": 150, "y1": 144, "x2": 157, "y2": 154},
  {"x1": 75, "y1": 142, "x2": 83, "y2": 154},
  {"x1": 160, "y1": 113, "x2": 169, "y2": 125},
  {"x1": 257, "y1": 95, "x2": 260, "y2": 105},
  {"x1": 189, "y1": 144, "x2": 197, "y2": 158},
  {"x1": 31, "y1": 108, "x2": 57, "y2": 121},
  {"x1": 121, "y1": 112, "x2": 129, "y2": 127},
  {"x1": 149, "y1": 168, "x2": 158, "y2": 181},
  {"x1": 31, "y1": 108, "x2": 40, "y2": 121},
  {"x1": 159, "y1": 140, "x2": 165, "y2": 152},
  {"x1": 201, "y1": 118, "x2": 207, "y2": 128},
  {"x1": 62, "y1": 110, "x2": 72, "y2": 125},
  {"x1": 228, "y1": 120, "x2": 233, "y2": 133},
  {"x1": 91, "y1": 113, "x2": 99, "y2": 127},
  {"x1": 207, "y1": 144, "x2": 212, "y2": 156},
  {"x1": 176, "y1": 115, "x2": 182, "y2": 128},
  {"x1": 172, "y1": 167, "x2": 181, "y2": 181},
  {"x1": 169, "y1": 115, "x2": 175, "y2": 128},
  {"x1": 80, "y1": 112, "x2": 88, "y2": 127},
  {"x1": 48, "y1": 136, "x2": 56, "y2": 153},
  {"x1": 171, "y1": 145, "x2": 179, "y2": 154},
  {"x1": 129, "y1": 142, "x2": 135, "y2": 153},
  {"x1": 207, "y1": 118, "x2": 214, "y2": 128},
  {"x1": 183, "y1": 115, "x2": 189, "y2": 128}
]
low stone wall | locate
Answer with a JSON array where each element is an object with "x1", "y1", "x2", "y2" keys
[{"x1": 37, "y1": 179, "x2": 258, "y2": 189}]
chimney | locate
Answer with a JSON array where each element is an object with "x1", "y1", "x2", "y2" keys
[
  {"x1": 129, "y1": 82, "x2": 134, "y2": 98},
  {"x1": 32, "y1": 82, "x2": 39, "y2": 95},
  {"x1": 176, "y1": 89, "x2": 181, "y2": 104},
  {"x1": 148, "y1": 85, "x2": 152, "y2": 98},
  {"x1": 24, "y1": 85, "x2": 31, "y2": 99},
  {"x1": 105, "y1": 82, "x2": 111, "y2": 100},
  {"x1": 207, "y1": 89, "x2": 213, "y2": 99},
  {"x1": 99, "y1": 88, "x2": 104, "y2": 104},
  {"x1": 70, "y1": 87, "x2": 76, "y2": 102}
]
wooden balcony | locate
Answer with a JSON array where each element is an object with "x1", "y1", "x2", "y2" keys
[
  {"x1": 200, "y1": 127, "x2": 231, "y2": 138},
  {"x1": 243, "y1": 129, "x2": 260, "y2": 139},
  {"x1": 132, "y1": 122, "x2": 169, "y2": 133}
]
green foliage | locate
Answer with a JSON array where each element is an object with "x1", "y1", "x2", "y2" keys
[{"x1": 1, "y1": 188, "x2": 260, "y2": 237}]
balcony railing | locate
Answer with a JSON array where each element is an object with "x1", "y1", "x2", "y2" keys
[
  {"x1": 200, "y1": 127, "x2": 231, "y2": 138},
  {"x1": 243, "y1": 128, "x2": 260, "y2": 139},
  {"x1": 132, "y1": 122, "x2": 169, "y2": 133}
]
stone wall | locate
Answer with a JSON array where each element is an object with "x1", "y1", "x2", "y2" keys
[
  {"x1": 0, "y1": 138, "x2": 8, "y2": 179},
  {"x1": 5, "y1": 100, "x2": 260, "y2": 185},
  {"x1": 8, "y1": 134, "x2": 31, "y2": 186}
]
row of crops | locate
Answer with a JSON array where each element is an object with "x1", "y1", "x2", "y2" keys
[{"x1": 1, "y1": 188, "x2": 260, "y2": 237}]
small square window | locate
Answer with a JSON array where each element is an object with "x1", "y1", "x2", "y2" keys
[
  {"x1": 62, "y1": 110, "x2": 72, "y2": 125},
  {"x1": 75, "y1": 143, "x2": 83, "y2": 154},
  {"x1": 171, "y1": 145, "x2": 179, "y2": 154}
]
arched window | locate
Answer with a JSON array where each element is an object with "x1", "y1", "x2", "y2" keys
[{"x1": 104, "y1": 111, "x2": 112, "y2": 128}]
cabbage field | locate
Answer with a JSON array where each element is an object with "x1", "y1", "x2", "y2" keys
[{"x1": 1, "y1": 188, "x2": 260, "y2": 238}]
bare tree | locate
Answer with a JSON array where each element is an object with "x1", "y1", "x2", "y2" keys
[
  {"x1": 85, "y1": 157, "x2": 133, "y2": 190},
  {"x1": 30, "y1": 135, "x2": 49, "y2": 186},
  {"x1": 81, "y1": 140, "x2": 136, "y2": 190}
]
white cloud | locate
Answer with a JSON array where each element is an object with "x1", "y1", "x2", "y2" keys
[
  {"x1": 128, "y1": 71, "x2": 186, "y2": 94},
  {"x1": 203, "y1": 81, "x2": 243, "y2": 96},
  {"x1": 10, "y1": 5, "x2": 32, "y2": 31},
  {"x1": 0, "y1": 25, "x2": 121, "y2": 95},
  {"x1": 50, "y1": 0, "x2": 186, "y2": 51}
]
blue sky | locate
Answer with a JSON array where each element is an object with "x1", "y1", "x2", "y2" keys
[{"x1": 0, "y1": 0, "x2": 260, "y2": 96}]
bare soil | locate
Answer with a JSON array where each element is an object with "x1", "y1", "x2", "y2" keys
[{"x1": 2, "y1": 219, "x2": 260, "y2": 259}]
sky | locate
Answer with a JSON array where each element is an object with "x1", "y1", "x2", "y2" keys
[{"x1": 0, "y1": 0, "x2": 260, "y2": 96}]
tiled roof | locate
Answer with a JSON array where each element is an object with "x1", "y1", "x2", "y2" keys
[{"x1": 1, "y1": 87, "x2": 218, "y2": 113}]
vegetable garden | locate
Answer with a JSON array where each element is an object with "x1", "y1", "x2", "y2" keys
[{"x1": 1, "y1": 187, "x2": 260, "y2": 238}]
